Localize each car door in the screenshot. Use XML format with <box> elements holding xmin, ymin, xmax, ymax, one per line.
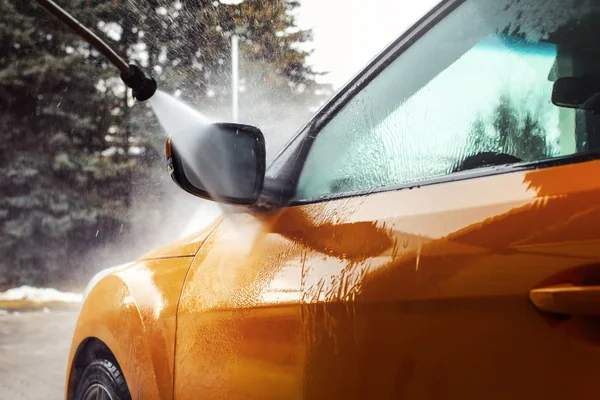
<box><xmin>175</xmin><ymin>0</ymin><xmax>600</xmax><ymax>399</ymax></box>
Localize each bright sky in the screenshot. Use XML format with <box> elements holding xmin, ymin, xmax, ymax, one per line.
<box><xmin>296</xmin><ymin>0</ymin><xmax>441</xmax><ymax>89</ymax></box>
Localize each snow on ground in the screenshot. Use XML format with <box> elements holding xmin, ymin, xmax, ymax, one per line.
<box><xmin>0</xmin><ymin>286</ymin><xmax>82</xmax><ymax>304</ymax></box>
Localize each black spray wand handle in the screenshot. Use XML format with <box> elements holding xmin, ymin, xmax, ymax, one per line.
<box><xmin>34</xmin><ymin>0</ymin><xmax>157</xmax><ymax>101</ymax></box>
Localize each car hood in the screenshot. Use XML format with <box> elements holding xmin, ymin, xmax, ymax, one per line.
<box><xmin>137</xmin><ymin>216</ymin><xmax>224</xmax><ymax>260</ymax></box>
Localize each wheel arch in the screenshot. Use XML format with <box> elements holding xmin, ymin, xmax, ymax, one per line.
<box><xmin>66</xmin><ymin>337</ymin><xmax>122</xmax><ymax>400</ymax></box>
<box><xmin>66</xmin><ymin>257</ymin><xmax>194</xmax><ymax>400</ymax></box>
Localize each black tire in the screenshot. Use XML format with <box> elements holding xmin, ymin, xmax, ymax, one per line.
<box><xmin>74</xmin><ymin>359</ymin><xmax>131</xmax><ymax>400</ymax></box>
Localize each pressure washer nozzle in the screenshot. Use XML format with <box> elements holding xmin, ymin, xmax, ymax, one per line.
<box><xmin>121</xmin><ymin>64</ymin><xmax>157</xmax><ymax>102</ymax></box>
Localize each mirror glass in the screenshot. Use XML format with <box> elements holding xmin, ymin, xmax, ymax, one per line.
<box><xmin>171</xmin><ymin>123</ymin><xmax>265</xmax><ymax>204</ymax></box>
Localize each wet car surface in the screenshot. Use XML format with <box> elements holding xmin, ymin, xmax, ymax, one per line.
<box><xmin>68</xmin><ymin>0</ymin><xmax>600</xmax><ymax>395</ymax></box>
<box><xmin>6</xmin><ymin>0</ymin><xmax>600</xmax><ymax>398</ymax></box>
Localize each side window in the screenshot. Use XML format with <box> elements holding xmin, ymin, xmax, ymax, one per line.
<box><xmin>295</xmin><ymin>0</ymin><xmax>600</xmax><ymax>201</ymax></box>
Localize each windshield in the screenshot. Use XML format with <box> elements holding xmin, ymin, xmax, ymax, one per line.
<box><xmin>295</xmin><ymin>0</ymin><xmax>600</xmax><ymax>200</ymax></box>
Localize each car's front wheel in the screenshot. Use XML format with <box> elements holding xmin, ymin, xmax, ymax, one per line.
<box><xmin>74</xmin><ymin>359</ymin><xmax>131</xmax><ymax>400</ymax></box>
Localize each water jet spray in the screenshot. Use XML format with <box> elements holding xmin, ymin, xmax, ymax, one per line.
<box><xmin>33</xmin><ymin>0</ymin><xmax>157</xmax><ymax>101</ymax></box>
<box><xmin>34</xmin><ymin>0</ymin><xmax>266</xmax><ymax>216</ymax></box>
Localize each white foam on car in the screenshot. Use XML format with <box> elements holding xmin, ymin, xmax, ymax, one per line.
<box><xmin>0</xmin><ymin>286</ymin><xmax>82</xmax><ymax>303</ymax></box>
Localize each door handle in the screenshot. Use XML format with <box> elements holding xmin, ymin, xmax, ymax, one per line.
<box><xmin>530</xmin><ymin>285</ymin><xmax>600</xmax><ymax>317</ymax></box>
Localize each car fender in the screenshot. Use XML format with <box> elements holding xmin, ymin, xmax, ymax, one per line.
<box><xmin>66</xmin><ymin>217</ymin><xmax>223</xmax><ymax>399</ymax></box>
<box><xmin>66</xmin><ymin>257</ymin><xmax>194</xmax><ymax>400</ymax></box>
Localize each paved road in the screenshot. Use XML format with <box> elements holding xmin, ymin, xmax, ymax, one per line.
<box><xmin>0</xmin><ymin>310</ymin><xmax>78</xmax><ymax>400</ymax></box>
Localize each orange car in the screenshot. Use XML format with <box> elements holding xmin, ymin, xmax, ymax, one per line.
<box><xmin>66</xmin><ymin>0</ymin><xmax>600</xmax><ymax>399</ymax></box>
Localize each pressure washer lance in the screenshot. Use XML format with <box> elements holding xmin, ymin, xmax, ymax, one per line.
<box><xmin>34</xmin><ymin>0</ymin><xmax>157</xmax><ymax>101</ymax></box>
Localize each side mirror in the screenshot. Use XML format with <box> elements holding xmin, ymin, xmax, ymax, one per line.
<box><xmin>552</xmin><ymin>76</ymin><xmax>600</xmax><ymax>110</ymax></box>
<box><xmin>166</xmin><ymin>122</ymin><xmax>266</xmax><ymax>205</ymax></box>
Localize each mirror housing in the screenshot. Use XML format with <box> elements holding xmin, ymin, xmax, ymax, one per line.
<box><xmin>552</xmin><ymin>75</ymin><xmax>600</xmax><ymax>110</ymax></box>
<box><xmin>166</xmin><ymin>122</ymin><xmax>266</xmax><ymax>205</ymax></box>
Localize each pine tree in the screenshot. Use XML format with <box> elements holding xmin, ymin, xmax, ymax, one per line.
<box><xmin>464</xmin><ymin>94</ymin><xmax>551</xmax><ymax>166</ymax></box>
<box><xmin>0</xmin><ymin>0</ymin><xmax>135</xmax><ymax>288</ymax></box>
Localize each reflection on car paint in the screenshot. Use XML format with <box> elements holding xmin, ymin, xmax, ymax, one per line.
<box><xmin>67</xmin><ymin>257</ymin><xmax>194</xmax><ymax>400</ymax></box>
<box><xmin>168</xmin><ymin>160</ymin><xmax>600</xmax><ymax>400</ymax></box>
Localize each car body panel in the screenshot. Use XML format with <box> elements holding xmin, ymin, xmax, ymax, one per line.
<box><xmin>66</xmin><ymin>257</ymin><xmax>195</xmax><ymax>400</ymax></box>
<box><xmin>138</xmin><ymin>217</ymin><xmax>223</xmax><ymax>260</ymax></box>
<box><xmin>174</xmin><ymin>159</ymin><xmax>600</xmax><ymax>399</ymax></box>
